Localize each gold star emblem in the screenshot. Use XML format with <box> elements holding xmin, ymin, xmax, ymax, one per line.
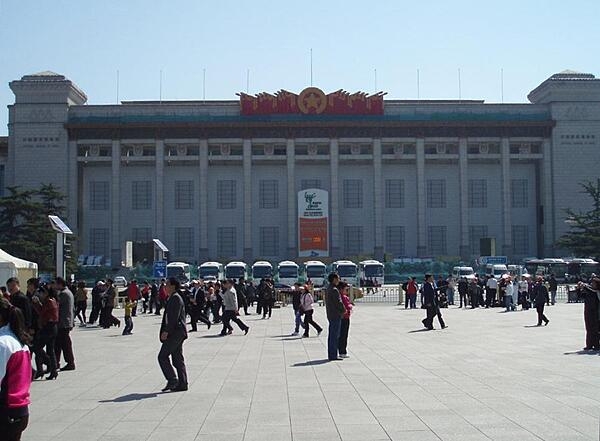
<box><xmin>298</xmin><ymin>87</ymin><xmax>327</xmax><ymax>114</ymax></box>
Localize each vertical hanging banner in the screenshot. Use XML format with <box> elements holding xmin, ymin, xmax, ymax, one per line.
<box><xmin>298</xmin><ymin>189</ymin><xmax>329</xmax><ymax>257</ymax></box>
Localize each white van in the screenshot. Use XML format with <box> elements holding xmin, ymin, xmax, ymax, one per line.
<box><xmin>452</xmin><ymin>266</ymin><xmax>476</xmax><ymax>281</ymax></box>
<box><xmin>486</xmin><ymin>264</ymin><xmax>508</xmax><ymax>279</ymax></box>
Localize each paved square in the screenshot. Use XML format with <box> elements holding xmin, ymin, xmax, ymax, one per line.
<box><xmin>23</xmin><ymin>302</ymin><xmax>600</xmax><ymax>441</ymax></box>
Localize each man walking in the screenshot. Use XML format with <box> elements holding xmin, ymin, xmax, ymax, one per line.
<box><xmin>54</xmin><ymin>277</ymin><xmax>75</xmax><ymax>371</ymax></box>
<box><xmin>158</xmin><ymin>278</ymin><xmax>188</xmax><ymax>392</ymax></box>
<box><xmin>325</xmin><ymin>273</ymin><xmax>345</xmax><ymax>361</ymax></box>
<box><xmin>220</xmin><ymin>280</ymin><xmax>250</xmax><ymax>336</ymax></box>
<box><xmin>457</xmin><ymin>277</ymin><xmax>468</xmax><ymax>308</ymax></box>
<box><xmin>422</xmin><ymin>274</ymin><xmax>446</xmax><ymax>330</ymax></box>
<box><xmin>533</xmin><ymin>277</ymin><xmax>550</xmax><ymax>326</ymax></box>
<box><xmin>548</xmin><ymin>274</ymin><xmax>558</xmax><ymax>306</ymax></box>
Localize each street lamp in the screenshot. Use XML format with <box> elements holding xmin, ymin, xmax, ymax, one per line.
<box><xmin>48</xmin><ymin>215</ymin><xmax>73</xmax><ymax>279</ymax></box>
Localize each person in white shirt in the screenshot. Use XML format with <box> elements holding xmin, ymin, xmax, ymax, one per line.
<box><xmin>219</xmin><ymin>280</ymin><xmax>249</xmax><ymax>336</ymax></box>
<box><xmin>485</xmin><ymin>276</ymin><xmax>497</xmax><ymax>308</ymax></box>
<box><xmin>503</xmin><ymin>276</ymin><xmax>515</xmax><ymax>311</ymax></box>
<box><xmin>518</xmin><ymin>277</ymin><xmax>530</xmax><ymax>310</ymax></box>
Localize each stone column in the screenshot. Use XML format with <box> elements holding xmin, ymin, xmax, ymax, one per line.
<box><xmin>501</xmin><ymin>137</ymin><xmax>513</xmax><ymax>257</ymax></box>
<box><xmin>67</xmin><ymin>140</ymin><xmax>78</xmax><ymax>233</ymax></box>
<box><xmin>286</xmin><ymin>139</ymin><xmax>297</xmax><ymax>258</ymax></box>
<box><xmin>110</xmin><ymin>139</ymin><xmax>121</xmax><ymax>265</ymax></box>
<box><xmin>243</xmin><ymin>139</ymin><xmax>252</xmax><ymax>261</ymax></box>
<box><xmin>416</xmin><ymin>138</ymin><xmax>427</xmax><ymax>257</ymax></box>
<box><xmin>373</xmin><ymin>138</ymin><xmax>384</xmax><ymax>260</ymax></box>
<box><xmin>458</xmin><ymin>138</ymin><xmax>470</xmax><ymax>260</ymax></box>
<box><xmin>330</xmin><ymin>139</ymin><xmax>340</xmax><ymax>258</ymax></box>
<box><xmin>155</xmin><ymin>139</ymin><xmax>165</xmax><ymax>242</ymax></box>
<box><xmin>199</xmin><ymin>140</ymin><xmax>209</xmax><ymax>261</ymax></box>
<box><xmin>542</xmin><ymin>138</ymin><xmax>554</xmax><ymax>257</ymax></box>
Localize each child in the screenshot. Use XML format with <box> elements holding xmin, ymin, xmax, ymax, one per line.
<box><xmin>123</xmin><ymin>298</ymin><xmax>133</xmax><ymax>335</ymax></box>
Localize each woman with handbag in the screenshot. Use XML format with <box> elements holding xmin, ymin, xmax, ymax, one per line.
<box><xmin>301</xmin><ymin>286</ymin><xmax>322</xmax><ymax>338</ymax></box>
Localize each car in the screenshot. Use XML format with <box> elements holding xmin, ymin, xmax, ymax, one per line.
<box><xmin>114</xmin><ymin>276</ymin><xmax>127</xmax><ymax>288</ymax></box>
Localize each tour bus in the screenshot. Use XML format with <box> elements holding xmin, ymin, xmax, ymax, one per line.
<box><xmin>198</xmin><ymin>261</ymin><xmax>224</xmax><ymax>281</ymax></box>
<box><xmin>524</xmin><ymin>258</ymin><xmax>568</xmax><ymax>282</ymax></box>
<box><xmin>566</xmin><ymin>258</ymin><xmax>600</xmax><ymax>282</ymax></box>
<box><xmin>277</xmin><ymin>261</ymin><xmax>300</xmax><ymax>287</ymax></box>
<box><xmin>358</xmin><ymin>260</ymin><xmax>385</xmax><ymax>287</ymax></box>
<box><xmin>331</xmin><ymin>260</ymin><xmax>359</xmax><ymax>286</ymax></box>
<box><xmin>166</xmin><ymin>262</ymin><xmax>192</xmax><ymax>283</ymax></box>
<box><xmin>225</xmin><ymin>261</ymin><xmax>249</xmax><ymax>280</ymax></box>
<box><xmin>304</xmin><ymin>260</ymin><xmax>327</xmax><ymax>286</ymax></box>
<box><xmin>251</xmin><ymin>261</ymin><xmax>273</xmax><ymax>281</ymax></box>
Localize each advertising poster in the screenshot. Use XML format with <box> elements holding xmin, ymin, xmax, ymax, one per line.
<box><xmin>298</xmin><ymin>189</ymin><xmax>329</xmax><ymax>257</ymax></box>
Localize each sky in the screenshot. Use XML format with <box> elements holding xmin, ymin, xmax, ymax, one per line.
<box><xmin>1</xmin><ymin>0</ymin><xmax>599</xmax><ymax>135</ymax></box>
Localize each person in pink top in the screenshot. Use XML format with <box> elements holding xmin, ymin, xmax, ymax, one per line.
<box><xmin>0</xmin><ymin>296</ymin><xmax>32</xmax><ymax>440</ymax></box>
<box><xmin>337</xmin><ymin>282</ymin><xmax>354</xmax><ymax>358</ymax></box>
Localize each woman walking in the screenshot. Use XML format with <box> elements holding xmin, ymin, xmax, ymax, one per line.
<box><xmin>31</xmin><ymin>286</ymin><xmax>59</xmax><ymax>380</ymax></box>
<box><xmin>0</xmin><ymin>296</ymin><xmax>32</xmax><ymax>440</ymax></box>
<box><xmin>301</xmin><ymin>285</ymin><xmax>322</xmax><ymax>338</ymax></box>
<box><xmin>338</xmin><ymin>282</ymin><xmax>353</xmax><ymax>358</ymax></box>
<box><xmin>74</xmin><ymin>281</ymin><xmax>87</xmax><ymax>327</ymax></box>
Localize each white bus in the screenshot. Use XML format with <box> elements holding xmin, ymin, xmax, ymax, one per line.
<box><xmin>331</xmin><ymin>260</ymin><xmax>359</xmax><ymax>285</ymax></box>
<box><xmin>166</xmin><ymin>262</ymin><xmax>191</xmax><ymax>282</ymax></box>
<box><xmin>251</xmin><ymin>261</ymin><xmax>273</xmax><ymax>280</ymax></box>
<box><xmin>358</xmin><ymin>260</ymin><xmax>385</xmax><ymax>286</ymax></box>
<box><xmin>198</xmin><ymin>261</ymin><xmax>224</xmax><ymax>281</ymax></box>
<box><xmin>277</xmin><ymin>261</ymin><xmax>300</xmax><ymax>287</ymax></box>
<box><xmin>304</xmin><ymin>260</ymin><xmax>327</xmax><ymax>286</ymax></box>
<box><xmin>225</xmin><ymin>261</ymin><xmax>249</xmax><ymax>280</ymax></box>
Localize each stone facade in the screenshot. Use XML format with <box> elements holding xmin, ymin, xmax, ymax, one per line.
<box><xmin>5</xmin><ymin>70</ymin><xmax>600</xmax><ymax>265</ymax></box>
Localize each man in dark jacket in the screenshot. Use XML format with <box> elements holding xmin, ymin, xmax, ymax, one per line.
<box><xmin>421</xmin><ymin>274</ymin><xmax>437</xmax><ymax>330</ymax></box>
<box><xmin>291</xmin><ymin>283</ymin><xmax>305</xmax><ymax>336</ymax></box>
<box><xmin>533</xmin><ymin>277</ymin><xmax>550</xmax><ymax>326</ymax></box>
<box><xmin>158</xmin><ymin>278</ymin><xmax>188</xmax><ymax>392</ymax></box>
<box><xmin>325</xmin><ymin>273</ymin><xmax>345</xmax><ymax>361</ymax></box>
<box><xmin>548</xmin><ymin>274</ymin><xmax>558</xmax><ymax>306</ymax></box>
<box><xmin>6</xmin><ymin>278</ymin><xmax>32</xmax><ymax>331</ymax></box>
<box><xmin>457</xmin><ymin>277</ymin><xmax>469</xmax><ymax>308</ymax></box>
<box><xmin>54</xmin><ymin>277</ymin><xmax>76</xmax><ymax>371</ymax></box>
<box><xmin>235</xmin><ymin>278</ymin><xmax>249</xmax><ymax>315</ymax></box>
<box><xmin>578</xmin><ymin>278</ymin><xmax>599</xmax><ymax>350</ymax></box>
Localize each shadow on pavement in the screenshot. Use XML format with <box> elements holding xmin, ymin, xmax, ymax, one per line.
<box><xmin>99</xmin><ymin>393</ymin><xmax>158</xmax><ymax>403</ymax></box>
<box><xmin>407</xmin><ymin>328</ymin><xmax>432</xmax><ymax>333</ymax></box>
<box><xmin>563</xmin><ymin>349</ymin><xmax>600</xmax><ymax>355</ymax></box>
<box><xmin>292</xmin><ymin>359</ymin><xmax>330</xmax><ymax>367</ymax></box>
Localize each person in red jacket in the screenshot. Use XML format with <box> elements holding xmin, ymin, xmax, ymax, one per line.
<box><xmin>338</xmin><ymin>282</ymin><xmax>354</xmax><ymax>358</ymax></box>
<box><xmin>31</xmin><ymin>286</ymin><xmax>59</xmax><ymax>380</ymax></box>
<box><xmin>126</xmin><ymin>280</ymin><xmax>140</xmax><ymax>317</ymax></box>
<box><xmin>157</xmin><ymin>279</ymin><xmax>168</xmax><ymax>315</ymax></box>
<box><xmin>0</xmin><ymin>295</ymin><xmax>32</xmax><ymax>440</ymax></box>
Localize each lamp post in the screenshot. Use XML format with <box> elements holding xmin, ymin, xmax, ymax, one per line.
<box><xmin>48</xmin><ymin>215</ymin><xmax>73</xmax><ymax>279</ymax></box>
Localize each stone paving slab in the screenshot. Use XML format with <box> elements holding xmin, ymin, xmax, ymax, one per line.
<box><xmin>22</xmin><ymin>303</ymin><xmax>600</xmax><ymax>441</ymax></box>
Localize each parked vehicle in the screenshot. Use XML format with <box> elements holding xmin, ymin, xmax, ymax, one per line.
<box><xmin>486</xmin><ymin>264</ymin><xmax>508</xmax><ymax>279</ymax></box>
<box><xmin>304</xmin><ymin>260</ymin><xmax>327</xmax><ymax>286</ymax></box>
<box><xmin>166</xmin><ymin>262</ymin><xmax>191</xmax><ymax>282</ymax></box>
<box><xmin>114</xmin><ymin>276</ymin><xmax>127</xmax><ymax>288</ymax></box>
<box><xmin>331</xmin><ymin>260</ymin><xmax>359</xmax><ymax>285</ymax></box>
<box><xmin>358</xmin><ymin>260</ymin><xmax>385</xmax><ymax>287</ymax></box>
<box><xmin>277</xmin><ymin>261</ymin><xmax>300</xmax><ymax>287</ymax></box>
<box><xmin>198</xmin><ymin>262</ymin><xmax>224</xmax><ymax>281</ymax></box>
<box><xmin>225</xmin><ymin>261</ymin><xmax>249</xmax><ymax>280</ymax></box>
<box><xmin>452</xmin><ymin>266</ymin><xmax>476</xmax><ymax>281</ymax></box>
<box><xmin>252</xmin><ymin>261</ymin><xmax>273</xmax><ymax>280</ymax></box>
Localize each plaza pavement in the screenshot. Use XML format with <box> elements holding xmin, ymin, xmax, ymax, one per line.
<box><xmin>23</xmin><ymin>302</ymin><xmax>600</xmax><ymax>441</ymax></box>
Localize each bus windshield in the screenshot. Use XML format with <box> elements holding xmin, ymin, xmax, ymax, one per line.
<box><xmin>337</xmin><ymin>265</ymin><xmax>357</xmax><ymax>277</ymax></box>
<box><xmin>279</xmin><ymin>267</ymin><xmax>298</xmax><ymax>278</ymax></box>
<box><xmin>167</xmin><ymin>266</ymin><xmax>187</xmax><ymax>280</ymax></box>
<box><xmin>364</xmin><ymin>265</ymin><xmax>384</xmax><ymax>278</ymax></box>
<box><xmin>253</xmin><ymin>266</ymin><xmax>272</xmax><ymax>279</ymax></box>
<box><xmin>226</xmin><ymin>266</ymin><xmax>245</xmax><ymax>279</ymax></box>
<box><xmin>199</xmin><ymin>267</ymin><xmax>219</xmax><ymax>277</ymax></box>
<box><xmin>306</xmin><ymin>266</ymin><xmax>326</xmax><ymax>278</ymax></box>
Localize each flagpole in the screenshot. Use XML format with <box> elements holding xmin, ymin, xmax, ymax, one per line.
<box><xmin>501</xmin><ymin>68</ymin><xmax>504</xmax><ymax>103</ymax></box>
<box><xmin>203</xmin><ymin>68</ymin><xmax>206</xmax><ymax>102</ymax></box>
<box><xmin>458</xmin><ymin>68</ymin><xmax>462</xmax><ymax>101</ymax></box>
<box><xmin>246</xmin><ymin>68</ymin><xmax>250</xmax><ymax>94</ymax></box>
<box><xmin>310</xmin><ymin>48</ymin><xmax>313</xmax><ymax>86</ymax></box>
<box><xmin>374</xmin><ymin>68</ymin><xmax>377</xmax><ymax>92</ymax></box>
<box><xmin>116</xmin><ymin>70</ymin><xmax>119</xmax><ymax>104</ymax></box>
<box><xmin>417</xmin><ymin>68</ymin><xmax>420</xmax><ymax>101</ymax></box>
<box><xmin>159</xmin><ymin>69</ymin><xmax>163</xmax><ymax>104</ymax></box>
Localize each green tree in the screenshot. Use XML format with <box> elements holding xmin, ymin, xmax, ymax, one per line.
<box><xmin>556</xmin><ymin>180</ymin><xmax>600</xmax><ymax>260</ymax></box>
<box><xmin>0</xmin><ymin>184</ymin><xmax>76</xmax><ymax>274</ymax></box>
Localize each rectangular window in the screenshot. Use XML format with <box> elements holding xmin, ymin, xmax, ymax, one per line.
<box><xmin>428</xmin><ymin>226</ymin><xmax>447</xmax><ymax>256</ymax></box>
<box><xmin>259</xmin><ymin>180</ymin><xmax>279</xmax><ymax>209</ymax></box>
<box><xmin>217</xmin><ymin>227</ymin><xmax>236</xmax><ymax>257</ymax></box>
<box><xmin>512</xmin><ymin>225</ymin><xmax>529</xmax><ymax>255</ymax></box>
<box><xmin>89</xmin><ymin>181</ymin><xmax>109</xmax><ymax>211</ymax></box>
<box><xmin>469</xmin><ymin>225</ymin><xmax>488</xmax><ymax>255</ymax></box>
<box><xmin>89</xmin><ymin>228</ymin><xmax>109</xmax><ymax>257</ymax></box>
<box><xmin>343</xmin><ymin>226</ymin><xmax>363</xmax><ymax>256</ymax></box>
<box><xmin>300</xmin><ymin>179</ymin><xmax>321</xmax><ymax>190</ymax></box>
<box><xmin>174</xmin><ymin>180</ymin><xmax>194</xmax><ymax>210</ymax></box>
<box><xmin>217</xmin><ymin>180</ymin><xmax>236</xmax><ymax>209</ymax></box>
<box><xmin>343</xmin><ymin>179</ymin><xmax>363</xmax><ymax>209</ymax></box>
<box><xmin>427</xmin><ymin>179</ymin><xmax>446</xmax><ymax>208</ymax></box>
<box><xmin>385</xmin><ymin>226</ymin><xmax>405</xmax><ymax>256</ymax></box>
<box><xmin>132</xmin><ymin>181</ymin><xmax>152</xmax><ymax>210</ymax></box>
<box><xmin>132</xmin><ymin>227</ymin><xmax>152</xmax><ymax>242</ymax></box>
<box><xmin>511</xmin><ymin>179</ymin><xmax>528</xmax><ymax>208</ymax></box>
<box><xmin>174</xmin><ymin>227</ymin><xmax>194</xmax><ymax>258</ymax></box>
<box><xmin>260</xmin><ymin>227</ymin><xmax>279</xmax><ymax>256</ymax></box>
<box><xmin>468</xmin><ymin>179</ymin><xmax>487</xmax><ymax>208</ymax></box>
<box><xmin>385</xmin><ymin>179</ymin><xmax>405</xmax><ymax>208</ymax></box>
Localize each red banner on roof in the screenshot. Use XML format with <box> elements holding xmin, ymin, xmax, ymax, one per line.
<box><xmin>237</xmin><ymin>87</ymin><xmax>386</xmax><ymax>116</ymax></box>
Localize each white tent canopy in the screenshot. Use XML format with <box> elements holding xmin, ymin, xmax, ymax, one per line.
<box><xmin>0</xmin><ymin>248</ymin><xmax>38</xmax><ymax>285</ymax></box>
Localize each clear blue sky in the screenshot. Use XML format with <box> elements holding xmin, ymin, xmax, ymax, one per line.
<box><xmin>1</xmin><ymin>0</ymin><xmax>599</xmax><ymax>135</ymax></box>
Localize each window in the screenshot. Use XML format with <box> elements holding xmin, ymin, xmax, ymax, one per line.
<box><xmin>217</xmin><ymin>180</ymin><xmax>236</xmax><ymax>209</ymax></box>
<box><xmin>132</xmin><ymin>227</ymin><xmax>151</xmax><ymax>242</ymax></box>
<box><xmin>300</xmin><ymin>179</ymin><xmax>321</xmax><ymax>190</ymax></box>
<box><xmin>344</xmin><ymin>226</ymin><xmax>363</xmax><ymax>256</ymax></box>
<box><xmin>174</xmin><ymin>228</ymin><xmax>194</xmax><ymax>258</ymax></box>
<box><xmin>427</xmin><ymin>179</ymin><xmax>446</xmax><ymax>208</ymax></box>
<box><xmin>260</xmin><ymin>227</ymin><xmax>279</xmax><ymax>256</ymax></box>
<box><xmin>89</xmin><ymin>228</ymin><xmax>109</xmax><ymax>256</ymax></box>
<box><xmin>259</xmin><ymin>180</ymin><xmax>279</xmax><ymax>209</ymax></box>
<box><xmin>511</xmin><ymin>179</ymin><xmax>528</xmax><ymax>208</ymax></box>
<box><xmin>385</xmin><ymin>226</ymin><xmax>405</xmax><ymax>255</ymax></box>
<box><xmin>0</xmin><ymin>165</ymin><xmax>4</xmax><ymax>197</ymax></box>
<box><xmin>132</xmin><ymin>181</ymin><xmax>152</xmax><ymax>210</ymax></box>
<box><xmin>89</xmin><ymin>181</ymin><xmax>109</xmax><ymax>211</ymax></box>
<box><xmin>512</xmin><ymin>225</ymin><xmax>529</xmax><ymax>255</ymax></box>
<box><xmin>428</xmin><ymin>226</ymin><xmax>447</xmax><ymax>256</ymax></box>
<box><xmin>469</xmin><ymin>225</ymin><xmax>488</xmax><ymax>255</ymax></box>
<box><xmin>468</xmin><ymin>179</ymin><xmax>487</xmax><ymax>208</ymax></box>
<box><xmin>343</xmin><ymin>179</ymin><xmax>363</xmax><ymax>209</ymax></box>
<box><xmin>217</xmin><ymin>227</ymin><xmax>236</xmax><ymax>257</ymax></box>
<box><xmin>175</xmin><ymin>180</ymin><xmax>193</xmax><ymax>209</ymax></box>
<box><xmin>385</xmin><ymin>179</ymin><xmax>405</xmax><ymax>208</ymax></box>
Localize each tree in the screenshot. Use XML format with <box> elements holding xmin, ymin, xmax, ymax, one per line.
<box><xmin>0</xmin><ymin>184</ymin><xmax>75</xmax><ymax>273</ymax></box>
<box><xmin>556</xmin><ymin>179</ymin><xmax>600</xmax><ymax>260</ymax></box>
